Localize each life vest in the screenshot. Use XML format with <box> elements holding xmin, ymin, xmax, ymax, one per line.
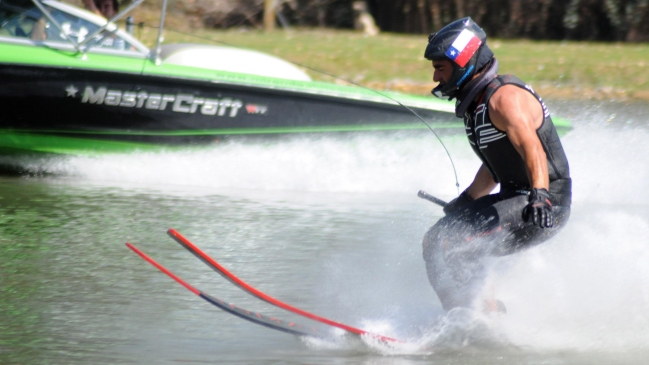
<box><xmin>464</xmin><ymin>75</ymin><xmax>572</xmax><ymax>206</ymax></box>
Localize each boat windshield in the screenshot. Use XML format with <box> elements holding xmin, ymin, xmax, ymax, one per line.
<box><xmin>0</xmin><ymin>1</ymin><xmax>140</xmax><ymax>52</ymax></box>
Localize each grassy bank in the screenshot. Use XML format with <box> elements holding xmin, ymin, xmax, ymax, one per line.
<box><xmin>127</xmin><ymin>8</ymin><xmax>649</xmax><ymax>101</ymax></box>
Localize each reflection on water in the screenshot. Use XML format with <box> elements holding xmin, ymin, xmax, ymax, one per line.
<box><xmin>1</xmin><ymin>101</ymin><xmax>649</xmax><ymax>364</ymax></box>
<box><xmin>0</xmin><ymin>179</ymin><xmax>438</xmax><ymax>364</ymax></box>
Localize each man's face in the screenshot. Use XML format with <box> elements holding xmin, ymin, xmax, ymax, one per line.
<box><xmin>99</xmin><ymin>0</ymin><xmax>116</xmax><ymax>18</ymax></box>
<box><xmin>432</xmin><ymin>59</ymin><xmax>453</xmax><ymax>86</ymax></box>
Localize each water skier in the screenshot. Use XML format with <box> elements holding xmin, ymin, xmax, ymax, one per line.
<box><xmin>421</xmin><ymin>18</ymin><xmax>572</xmax><ymax>312</ymax></box>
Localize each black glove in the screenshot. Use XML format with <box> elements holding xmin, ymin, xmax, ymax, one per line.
<box><xmin>443</xmin><ymin>190</ymin><xmax>474</xmax><ymax>215</ymax></box>
<box><xmin>523</xmin><ymin>188</ymin><xmax>554</xmax><ymax>228</ymax></box>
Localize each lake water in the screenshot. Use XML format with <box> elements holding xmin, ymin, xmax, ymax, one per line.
<box><xmin>1</xmin><ymin>100</ymin><xmax>648</xmax><ymax>364</ymax></box>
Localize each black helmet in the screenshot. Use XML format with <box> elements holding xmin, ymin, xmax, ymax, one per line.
<box><xmin>424</xmin><ymin>17</ymin><xmax>493</xmax><ymax>100</ymax></box>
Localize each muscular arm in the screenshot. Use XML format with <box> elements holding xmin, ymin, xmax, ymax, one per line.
<box><xmin>466</xmin><ymin>164</ymin><xmax>497</xmax><ymax>200</ymax></box>
<box><xmin>488</xmin><ymin>84</ymin><xmax>549</xmax><ymax>190</ymax></box>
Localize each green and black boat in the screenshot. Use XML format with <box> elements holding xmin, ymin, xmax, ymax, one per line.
<box><xmin>0</xmin><ymin>0</ymin><xmax>568</xmax><ymax>155</ymax></box>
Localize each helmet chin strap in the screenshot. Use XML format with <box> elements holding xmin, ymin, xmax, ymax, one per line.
<box><xmin>432</xmin><ymin>88</ymin><xmax>447</xmax><ymax>99</ymax></box>
<box><xmin>454</xmin><ymin>58</ymin><xmax>499</xmax><ymax>118</ymax></box>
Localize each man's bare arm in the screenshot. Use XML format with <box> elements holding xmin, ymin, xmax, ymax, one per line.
<box><xmin>466</xmin><ymin>164</ymin><xmax>497</xmax><ymax>200</ymax></box>
<box><xmin>488</xmin><ymin>84</ymin><xmax>549</xmax><ymax>190</ymax></box>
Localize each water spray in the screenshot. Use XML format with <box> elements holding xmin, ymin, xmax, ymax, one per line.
<box><xmin>133</xmin><ymin>23</ymin><xmax>461</xmax><ymax>196</ymax></box>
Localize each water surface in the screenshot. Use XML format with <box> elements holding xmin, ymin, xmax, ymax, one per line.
<box><xmin>1</xmin><ymin>100</ymin><xmax>648</xmax><ymax>364</ymax></box>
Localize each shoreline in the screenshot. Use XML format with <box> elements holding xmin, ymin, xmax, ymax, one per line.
<box><xmin>124</xmin><ymin>7</ymin><xmax>649</xmax><ymax>103</ymax></box>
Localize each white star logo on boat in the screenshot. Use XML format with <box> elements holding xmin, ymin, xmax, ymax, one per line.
<box><xmin>65</xmin><ymin>85</ymin><xmax>78</xmax><ymax>97</ymax></box>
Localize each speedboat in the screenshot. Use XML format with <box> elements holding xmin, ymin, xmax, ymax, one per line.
<box><xmin>0</xmin><ymin>0</ymin><xmax>568</xmax><ymax>155</ymax></box>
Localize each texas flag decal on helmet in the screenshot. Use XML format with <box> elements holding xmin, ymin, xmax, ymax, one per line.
<box><xmin>445</xmin><ymin>29</ymin><xmax>482</xmax><ymax>67</ymax></box>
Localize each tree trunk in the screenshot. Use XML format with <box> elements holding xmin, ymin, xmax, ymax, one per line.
<box><xmin>455</xmin><ymin>0</ymin><xmax>465</xmax><ymax>18</ymax></box>
<box><xmin>539</xmin><ymin>0</ymin><xmax>551</xmax><ymax>36</ymax></box>
<box><xmin>264</xmin><ymin>0</ymin><xmax>276</xmax><ymax>31</ymax></box>
<box><xmin>418</xmin><ymin>0</ymin><xmax>428</xmax><ymax>32</ymax></box>
<box><xmin>508</xmin><ymin>0</ymin><xmax>523</xmax><ymax>36</ymax></box>
<box><xmin>429</xmin><ymin>0</ymin><xmax>442</xmax><ymax>31</ymax></box>
<box><xmin>625</xmin><ymin>0</ymin><xmax>649</xmax><ymax>41</ymax></box>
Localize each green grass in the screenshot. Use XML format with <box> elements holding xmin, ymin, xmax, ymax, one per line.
<box><xmin>126</xmin><ymin>7</ymin><xmax>649</xmax><ymax>100</ymax></box>
<box><xmin>491</xmin><ymin>40</ymin><xmax>649</xmax><ymax>100</ymax></box>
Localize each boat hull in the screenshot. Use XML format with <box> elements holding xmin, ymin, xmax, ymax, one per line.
<box><xmin>0</xmin><ymin>64</ymin><xmax>457</xmax><ymax>154</ymax></box>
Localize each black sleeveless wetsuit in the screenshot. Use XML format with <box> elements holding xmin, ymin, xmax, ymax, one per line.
<box><xmin>422</xmin><ymin>75</ymin><xmax>572</xmax><ymax>311</ymax></box>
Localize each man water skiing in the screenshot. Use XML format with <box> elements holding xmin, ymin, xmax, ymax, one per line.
<box><xmin>421</xmin><ymin>18</ymin><xmax>572</xmax><ymax>312</ymax></box>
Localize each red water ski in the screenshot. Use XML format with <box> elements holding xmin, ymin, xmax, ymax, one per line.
<box><xmin>167</xmin><ymin>228</ymin><xmax>400</xmax><ymax>343</ymax></box>
<box><xmin>126</xmin><ymin>242</ymin><xmax>325</xmax><ymax>338</ymax></box>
